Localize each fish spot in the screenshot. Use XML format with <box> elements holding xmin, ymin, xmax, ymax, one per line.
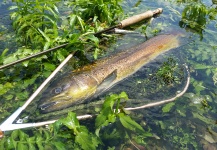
<box><xmin>158</xmin><ymin>45</ymin><xmax>164</xmax><ymax>49</ymax></box>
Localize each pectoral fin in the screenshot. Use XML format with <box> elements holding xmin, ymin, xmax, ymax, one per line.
<box><xmin>95</xmin><ymin>69</ymin><xmax>117</xmax><ymax>95</ymax></box>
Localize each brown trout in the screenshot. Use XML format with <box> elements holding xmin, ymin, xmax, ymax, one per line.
<box><xmin>39</xmin><ymin>33</ymin><xmax>183</xmax><ymax>112</ymax></box>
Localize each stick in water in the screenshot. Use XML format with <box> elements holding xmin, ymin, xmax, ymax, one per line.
<box><xmin>94</xmin><ymin>8</ymin><xmax>163</xmax><ymax>35</ymax></box>
<box><xmin>0</xmin><ymin>43</ymin><xmax>69</xmax><ymax>70</ymax></box>
<box><xmin>0</xmin><ymin>8</ymin><xmax>163</xmax><ymax>70</ymax></box>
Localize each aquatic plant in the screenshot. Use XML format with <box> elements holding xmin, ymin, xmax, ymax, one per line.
<box><xmin>1</xmin><ymin>0</ymin><xmax>217</xmax><ymax>149</ymax></box>
<box><xmin>180</xmin><ymin>1</ymin><xmax>217</xmax><ymax>37</ymax></box>
<box><xmin>0</xmin><ymin>0</ymin><xmax>122</xmax><ymax>107</ymax></box>
<box><xmin>141</xmin><ymin>57</ymin><xmax>184</xmax><ymax>97</ymax></box>
<box><xmin>10</xmin><ymin>0</ymin><xmax>61</xmax><ymax>48</ymax></box>
<box><xmin>65</xmin><ymin>0</ymin><xmax>123</xmax><ymax>25</ymax></box>
<box><xmin>0</xmin><ymin>0</ymin><xmax>122</xmax><ymax>131</ymax></box>
<box><xmin>154</xmin><ymin>57</ymin><xmax>183</xmax><ymax>85</ymax></box>
<box><xmin>0</xmin><ymin>92</ymin><xmax>151</xmax><ymax>150</ymax></box>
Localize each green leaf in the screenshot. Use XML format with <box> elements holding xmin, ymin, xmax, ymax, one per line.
<box><xmin>56</xmin><ymin>51</ymin><xmax>65</xmax><ymax>62</ymax></box>
<box><xmin>86</xmin><ymin>34</ymin><xmax>99</xmax><ymax>47</ymax></box>
<box><xmin>119</xmin><ymin>113</ymin><xmax>145</xmax><ymax>133</ymax></box>
<box><xmin>27</xmin><ymin>142</ymin><xmax>36</xmax><ymax>150</ymax></box>
<box><xmin>76</xmin><ymin>16</ymin><xmax>84</xmax><ymax>31</ymax></box>
<box><xmin>23</xmin><ymin>75</ymin><xmax>38</xmax><ymax>87</ymax></box>
<box><xmin>22</xmin><ymin>60</ymin><xmax>29</xmax><ymax>67</ymax></box>
<box><xmin>38</xmin><ymin>28</ymin><xmax>50</xmax><ymax>42</ymax></box>
<box><xmin>119</xmin><ymin>91</ymin><xmax>128</xmax><ymax>100</ymax></box>
<box><xmin>54</xmin><ymin>141</ymin><xmax>66</xmax><ymax>150</ymax></box>
<box><xmin>0</xmin><ymin>48</ymin><xmax>9</xmax><ymax>63</ymax></box>
<box><xmin>36</xmin><ymin>136</ymin><xmax>44</xmax><ymax>150</ymax></box>
<box><xmin>18</xmin><ymin>130</ymin><xmax>28</xmax><ymax>141</ymax></box>
<box><xmin>43</xmin><ymin>41</ymin><xmax>51</xmax><ymax>50</ymax></box>
<box><xmin>5</xmin><ymin>94</ymin><xmax>14</xmax><ymax>100</ymax></box>
<box><xmin>75</xmin><ymin>132</ymin><xmax>97</xmax><ymax>150</ymax></box>
<box><xmin>9</xmin><ymin>6</ymin><xmax>18</xmax><ymax>10</ymax></box>
<box><xmin>95</xmin><ymin>95</ymin><xmax>116</xmax><ymax>126</ymax></box>
<box><xmin>11</xmin><ymin>130</ymin><xmax>19</xmax><ymax>140</ymax></box>
<box><xmin>10</xmin><ymin>11</ymin><xmax>18</xmax><ymax>20</ymax></box>
<box><xmin>3</xmin><ymin>55</ymin><xmax>17</xmax><ymax>64</ymax></box>
<box><xmin>6</xmin><ymin>137</ymin><xmax>17</xmax><ymax>149</ymax></box>
<box><xmin>0</xmin><ymin>84</ymin><xmax>6</xmax><ymax>95</ymax></box>
<box><xmin>69</xmin><ymin>33</ymin><xmax>80</xmax><ymax>44</ymax></box>
<box><xmin>17</xmin><ymin>142</ymin><xmax>28</xmax><ymax>150</ymax></box>
<box><xmin>53</xmin><ymin>5</ymin><xmax>59</xmax><ymax>14</ymax></box>
<box><xmin>59</xmin><ymin>112</ymin><xmax>80</xmax><ymax>130</ymax></box>
<box><xmin>206</xmin><ymin>69</ymin><xmax>211</xmax><ymax>76</ymax></box>
<box><xmin>43</xmin><ymin>62</ymin><xmax>56</xmax><ymax>71</ymax></box>
<box><xmin>95</xmin><ymin>107</ymin><xmax>112</xmax><ymax>128</ymax></box>
<box><xmin>162</xmin><ymin>102</ymin><xmax>175</xmax><ymax>113</ymax></box>
<box><xmin>0</xmin><ymin>137</ymin><xmax>6</xmax><ymax>150</ymax></box>
<box><xmin>192</xmin><ymin>80</ymin><xmax>206</xmax><ymax>94</ymax></box>
<box><xmin>95</xmin><ymin>92</ymin><xmax>130</xmax><ymax>135</ymax></box>
<box><xmin>17</xmin><ymin>23</ymin><xmax>28</xmax><ymax>34</ymax></box>
<box><xmin>194</xmin><ymin>64</ymin><xmax>212</xmax><ymax>69</ymax></box>
<box><xmin>27</xmin><ymin>136</ymin><xmax>36</xmax><ymax>148</ymax></box>
<box><xmin>69</xmin><ymin>14</ymin><xmax>77</xmax><ymax>28</ymax></box>
<box><xmin>43</xmin><ymin>14</ymin><xmax>56</xmax><ymax>25</ymax></box>
<box><xmin>103</xmin><ymin>94</ymin><xmax>117</xmax><ymax>109</ymax></box>
<box><xmin>0</xmin><ymin>82</ymin><xmax>13</xmax><ymax>95</ymax></box>
<box><xmin>44</xmin><ymin>6</ymin><xmax>59</xmax><ymax>19</ymax></box>
<box><xmin>95</xmin><ymin>108</ymin><xmax>115</xmax><ymax>136</ymax></box>
<box><xmin>93</xmin><ymin>48</ymin><xmax>100</xmax><ymax>60</ymax></box>
<box><xmin>158</xmin><ymin>120</ymin><xmax>166</xmax><ymax>129</ymax></box>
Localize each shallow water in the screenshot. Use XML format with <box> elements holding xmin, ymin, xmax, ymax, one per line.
<box><xmin>0</xmin><ymin>0</ymin><xmax>217</xmax><ymax>149</ymax></box>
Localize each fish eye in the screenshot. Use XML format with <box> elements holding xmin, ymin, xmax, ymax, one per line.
<box><xmin>54</xmin><ymin>87</ymin><xmax>62</xmax><ymax>94</ymax></box>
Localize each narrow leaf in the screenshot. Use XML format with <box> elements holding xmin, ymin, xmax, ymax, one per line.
<box><xmin>76</xmin><ymin>16</ymin><xmax>84</xmax><ymax>31</ymax></box>
<box><xmin>54</xmin><ymin>141</ymin><xmax>66</xmax><ymax>150</ymax></box>
<box><xmin>69</xmin><ymin>14</ymin><xmax>77</xmax><ymax>27</ymax></box>
<box><xmin>38</xmin><ymin>28</ymin><xmax>50</xmax><ymax>42</ymax></box>
<box><xmin>162</xmin><ymin>102</ymin><xmax>175</xmax><ymax>113</ymax></box>
<box><xmin>119</xmin><ymin>113</ymin><xmax>145</xmax><ymax>133</ymax></box>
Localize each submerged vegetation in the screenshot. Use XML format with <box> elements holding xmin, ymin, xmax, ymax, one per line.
<box><xmin>0</xmin><ymin>92</ymin><xmax>152</xmax><ymax>149</ymax></box>
<box><xmin>0</xmin><ymin>0</ymin><xmax>123</xmax><ymax>123</ymax></box>
<box><xmin>0</xmin><ymin>0</ymin><xmax>152</xmax><ymax>149</ymax></box>
<box><xmin>0</xmin><ymin>0</ymin><xmax>217</xmax><ymax>149</ymax></box>
<box><xmin>9</xmin><ymin>0</ymin><xmax>123</xmax><ymax>49</ymax></box>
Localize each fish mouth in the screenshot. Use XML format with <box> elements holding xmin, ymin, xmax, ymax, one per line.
<box><xmin>39</xmin><ymin>100</ymin><xmax>67</xmax><ymax>113</ymax></box>
<box><xmin>38</xmin><ymin>94</ymin><xmax>74</xmax><ymax>113</ymax></box>
<box><xmin>39</xmin><ymin>101</ymin><xmax>57</xmax><ymax>111</ymax></box>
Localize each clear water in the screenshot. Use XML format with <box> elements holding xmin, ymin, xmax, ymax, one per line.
<box><xmin>1</xmin><ymin>0</ymin><xmax>217</xmax><ymax>149</ymax></box>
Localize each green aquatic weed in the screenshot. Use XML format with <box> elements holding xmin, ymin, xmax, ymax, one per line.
<box><xmin>65</xmin><ymin>0</ymin><xmax>123</xmax><ymax>25</ymax></box>
<box><xmin>180</xmin><ymin>1</ymin><xmax>217</xmax><ymax>36</ymax></box>
<box><xmin>0</xmin><ymin>92</ymin><xmax>151</xmax><ymax>150</ymax></box>
<box><xmin>95</xmin><ymin>92</ymin><xmax>152</xmax><ymax>148</ymax></box>
<box><xmin>162</xmin><ymin>102</ymin><xmax>175</xmax><ymax>113</ymax></box>
<box><xmin>149</xmin><ymin>57</ymin><xmax>183</xmax><ymax>86</ymax></box>
<box><xmin>10</xmin><ymin>0</ymin><xmax>60</xmax><ymax>48</ymax></box>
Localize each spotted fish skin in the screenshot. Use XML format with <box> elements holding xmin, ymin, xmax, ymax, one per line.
<box><xmin>39</xmin><ymin>32</ymin><xmax>183</xmax><ymax>113</ymax></box>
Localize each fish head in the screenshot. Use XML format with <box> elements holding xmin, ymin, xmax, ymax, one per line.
<box><xmin>39</xmin><ymin>73</ymin><xmax>98</xmax><ymax>113</ymax></box>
